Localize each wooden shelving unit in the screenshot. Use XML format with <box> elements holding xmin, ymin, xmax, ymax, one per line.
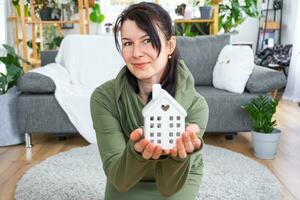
<box><xmin>174</xmin><ymin>0</ymin><xmax>222</xmax><ymax>35</ymax></box>
<box><xmin>9</xmin><ymin>0</ymin><xmax>90</xmax><ymax>72</ymax></box>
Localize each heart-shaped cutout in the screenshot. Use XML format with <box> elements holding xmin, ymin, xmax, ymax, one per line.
<box><xmin>161</xmin><ymin>104</ymin><xmax>170</xmax><ymax>111</ymax></box>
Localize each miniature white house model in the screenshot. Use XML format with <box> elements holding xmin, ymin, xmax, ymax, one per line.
<box><xmin>142</xmin><ymin>84</ymin><xmax>187</xmax><ymax>150</ymax></box>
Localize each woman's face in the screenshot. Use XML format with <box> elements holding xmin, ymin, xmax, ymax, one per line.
<box><xmin>120</xmin><ymin>19</ymin><xmax>175</xmax><ymax>83</ymax></box>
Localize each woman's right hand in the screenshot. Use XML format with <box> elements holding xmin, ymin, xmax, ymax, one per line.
<box><xmin>130</xmin><ymin>128</ymin><xmax>166</xmax><ymax>160</ymax></box>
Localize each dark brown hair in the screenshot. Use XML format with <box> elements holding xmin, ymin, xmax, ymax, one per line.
<box><xmin>114</xmin><ymin>2</ymin><xmax>179</xmax><ymax>99</ymax></box>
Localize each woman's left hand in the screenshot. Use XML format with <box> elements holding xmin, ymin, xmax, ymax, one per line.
<box><xmin>170</xmin><ymin>124</ymin><xmax>202</xmax><ymax>159</ymax></box>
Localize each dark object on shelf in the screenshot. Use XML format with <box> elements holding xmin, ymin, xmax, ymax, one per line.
<box><xmin>39</xmin><ymin>7</ymin><xmax>52</xmax><ymax>21</ymax></box>
<box><xmin>61</xmin><ymin>3</ymin><xmax>75</xmax><ymax>29</ymax></box>
<box><xmin>199</xmin><ymin>6</ymin><xmax>213</xmax><ymax>19</ymax></box>
<box><xmin>273</xmin><ymin>0</ymin><xmax>283</xmax><ymax>9</ymax></box>
<box><xmin>175</xmin><ymin>3</ymin><xmax>186</xmax><ymax>17</ymax></box>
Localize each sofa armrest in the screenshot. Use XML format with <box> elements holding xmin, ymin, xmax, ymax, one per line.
<box><xmin>246</xmin><ymin>65</ymin><xmax>287</xmax><ymax>94</ymax></box>
<box><xmin>17</xmin><ymin>72</ymin><xmax>56</xmax><ymax>93</ymax></box>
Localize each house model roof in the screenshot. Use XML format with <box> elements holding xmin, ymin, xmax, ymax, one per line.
<box><xmin>142</xmin><ymin>84</ymin><xmax>187</xmax><ymax>117</ymax></box>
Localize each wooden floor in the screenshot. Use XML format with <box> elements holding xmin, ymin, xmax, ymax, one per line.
<box><xmin>0</xmin><ymin>99</ymin><xmax>299</xmax><ymax>200</ymax></box>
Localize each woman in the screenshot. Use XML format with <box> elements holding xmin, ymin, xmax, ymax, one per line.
<box><xmin>90</xmin><ymin>2</ymin><xmax>209</xmax><ymax>200</ymax></box>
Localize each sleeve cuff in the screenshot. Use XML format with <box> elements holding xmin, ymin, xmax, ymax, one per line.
<box><xmin>128</xmin><ymin>140</ymin><xmax>148</xmax><ymax>162</ymax></box>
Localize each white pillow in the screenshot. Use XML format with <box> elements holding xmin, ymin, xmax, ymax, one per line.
<box><xmin>213</xmin><ymin>45</ymin><xmax>254</xmax><ymax>94</ymax></box>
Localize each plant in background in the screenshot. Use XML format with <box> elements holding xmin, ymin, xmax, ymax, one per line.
<box><xmin>241</xmin><ymin>95</ymin><xmax>279</xmax><ymax>133</ymax></box>
<box><xmin>43</xmin><ymin>25</ymin><xmax>64</xmax><ymax>50</ymax></box>
<box><xmin>219</xmin><ymin>0</ymin><xmax>259</xmax><ymax>33</ymax></box>
<box><xmin>90</xmin><ymin>4</ymin><xmax>105</xmax><ymax>24</ymax></box>
<box><xmin>12</xmin><ymin>0</ymin><xmax>30</xmax><ymax>17</ymax></box>
<box><xmin>0</xmin><ymin>45</ymin><xmax>30</xmax><ymax>94</ymax></box>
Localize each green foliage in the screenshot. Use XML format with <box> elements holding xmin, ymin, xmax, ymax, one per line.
<box><xmin>90</xmin><ymin>4</ymin><xmax>105</xmax><ymax>24</ymax></box>
<box><xmin>241</xmin><ymin>95</ymin><xmax>279</xmax><ymax>133</ymax></box>
<box><xmin>43</xmin><ymin>25</ymin><xmax>64</xmax><ymax>50</ymax></box>
<box><xmin>219</xmin><ymin>0</ymin><xmax>259</xmax><ymax>33</ymax></box>
<box><xmin>12</xmin><ymin>0</ymin><xmax>30</xmax><ymax>17</ymax></box>
<box><xmin>0</xmin><ymin>45</ymin><xmax>30</xmax><ymax>94</ymax></box>
<box><xmin>175</xmin><ymin>23</ymin><xmax>209</xmax><ymax>37</ymax></box>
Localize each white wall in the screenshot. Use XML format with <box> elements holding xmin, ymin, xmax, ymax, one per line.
<box><xmin>230</xmin><ymin>17</ymin><xmax>260</xmax><ymax>51</ymax></box>
<box><xmin>0</xmin><ymin>0</ymin><xmax>7</xmax><ymax>44</ymax></box>
<box><xmin>281</xmin><ymin>0</ymin><xmax>298</xmax><ymax>44</ymax></box>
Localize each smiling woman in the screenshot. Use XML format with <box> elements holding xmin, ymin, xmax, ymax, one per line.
<box><xmin>90</xmin><ymin>2</ymin><xmax>209</xmax><ymax>200</ymax></box>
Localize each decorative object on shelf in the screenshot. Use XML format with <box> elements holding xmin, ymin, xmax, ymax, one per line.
<box><xmin>198</xmin><ymin>0</ymin><xmax>213</xmax><ymax>19</ymax></box>
<box><xmin>104</xmin><ymin>23</ymin><xmax>113</xmax><ymax>33</ymax></box>
<box><xmin>142</xmin><ymin>84</ymin><xmax>187</xmax><ymax>150</ymax></box>
<box><xmin>273</xmin><ymin>0</ymin><xmax>283</xmax><ymax>10</ymax></box>
<box><xmin>61</xmin><ymin>1</ymin><xmax>76</xmax><ymax>29</ymax></box>
<box><xmin>89</xmin><ymin>3</ymin><xmax>105</xmax><ymax>34</ymax></box>
<box><xmin>241</xmin><ymin>95</ymin><xmax>281</xmax><ymax>159</ymax></box>
<box><xmin>175</xmin><ymin>3</ymin><xmax>186</xmax><ymax>17</ymax></box>
<box><xmin>219</xmin><ymin>0</ymin><xmax>259</xmax><ymax>33</ymax></box>
<box><xmin>0</xmin><ymin>45</ymin><xmax>30</xmax><ymax>146</ymax></box>
<box><xmin>34</xmin><ymin>0</ymin><xmax>58</xmax><ymax>21</ymax></box>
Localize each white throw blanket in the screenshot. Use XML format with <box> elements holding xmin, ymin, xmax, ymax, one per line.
<box><xmin>31</xmin><ymin>35</ymin><xmax>124</xmax><ymax>143</ymax></box>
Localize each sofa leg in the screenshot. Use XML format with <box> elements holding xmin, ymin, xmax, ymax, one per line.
<box><xmin>58</xmin><ymin>136</ymin><xmax>67</xmax><ymax>141</ymax></box>
<box><xmin>225</xmin><ymin>133</ymin><xmax>236</xmax><ymax>140</ymax></box>
<box><xmin>25</xmin><ymin>133</ymin><xmax>33</xmax><ymax>148</ymax></box>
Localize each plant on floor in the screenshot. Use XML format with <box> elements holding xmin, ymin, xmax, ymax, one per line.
<box><xmin>241</xmin><ymin>95</ymin><xmax>279</xmax><ymax>133</ymax></box>
<box><xmin>0</xmin><ymin>45</ymin><xmax>30</xmax><ymax>94</ymax></box>
<box><xmin>219</xmin><ymin>0</ymin><xmax>259</xmax><ymax>33</ymax></box>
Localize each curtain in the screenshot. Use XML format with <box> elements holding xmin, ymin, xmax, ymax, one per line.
<box><xmin>282</xmin><ymin>1</ymin><xmax>300</xmax><ymax>102</ymax></box>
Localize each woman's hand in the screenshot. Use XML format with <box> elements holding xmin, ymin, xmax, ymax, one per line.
<box><xmin>130</xmin><ymin>128</ymin><xmax>166</xmax><ymax>160</ymax></box>
<box><xmin>170</xmin><ymin>124</ymin><xmax>202</xmax><ymax>159</ymax></box>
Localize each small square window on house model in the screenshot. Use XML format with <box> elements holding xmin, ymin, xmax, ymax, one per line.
<box><xmin>142</xmin><ymin>84</ymin><xmax>187</xmax><ymax>150</ymax></box>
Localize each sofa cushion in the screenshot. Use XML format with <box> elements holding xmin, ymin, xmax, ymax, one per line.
<box><xmin>40</xmin><ymin>50</ymin><xmax>58</xmax><ymax>66</ymax></box>
<box><xmin>196</xmin><ymin>86</ymin><xmax>255</xmax><ymax>132</ymax></box>
<box><xmin>213</xmin><ymin>45</ymin><xmax>254</xmax><ymax>94</ymax></box>
<box><xmin>17</xmin><ymin>72</ymin><xmax>56</xmax><ymax>93</ymax></box>
<box><xmin>177</xmin><ymin>34</ymin><xmax>230</xmax><ymax>86</ymax></box>
<box><xmin>246</xmin><ymin>65</ymin><xmax>287</xmax><ymax>93</ymax></box>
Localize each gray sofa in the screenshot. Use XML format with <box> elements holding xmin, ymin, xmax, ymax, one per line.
<box><xmin>17</xmin><ymin>35</ymin><xmax>287</xmax><ymax>147</ymax></box>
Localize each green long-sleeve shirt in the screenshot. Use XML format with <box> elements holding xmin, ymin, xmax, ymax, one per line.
<box><xmin>90</xmin><ymin>60</ymin><xmax>209</xmax><ymax>199</ymax></box>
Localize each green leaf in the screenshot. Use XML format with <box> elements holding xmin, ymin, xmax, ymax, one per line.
<box><xmin>241</xmin><ymin>95</ymin><xmax>279</xmax><ymax>133</ymax></box>
<box><xmin>90</xmin><ymin>4</ymin><xmax>105</xmax><ymax>24</ymax></box>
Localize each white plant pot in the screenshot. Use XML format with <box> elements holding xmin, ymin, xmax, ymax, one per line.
<box><xmin>251</xmin><ymin>129</ymin><xmax>281</xmax><ymax>159</ymax></box>
<box><xmin>0</xmin><ymin>86</ymin><xmax>24</xmax><ymax>146</ymax></box>
<box><xmin>90</xmin><ymin>23</ymin><xmax>103</xmax><ymax>34</ymax></box>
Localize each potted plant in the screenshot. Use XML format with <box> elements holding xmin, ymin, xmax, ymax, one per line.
<box><xmin>198</xmin><ymin>0</ymin><xmax>213</xmax><ymax>19</ymax></box>
<box><xmin>0</xmin><ymin>45</ymin><xmax>30</xmax><ymax>146</ymax></box>
<box><xmin>89</xmin><ymin>3</ymin><xmax>105</xmax><ymax>34</ymax></box>
<box><xmin>241</xmin><ymin>95</ymin><xmax>280</xmax><ymax>159</ymax></box>
<box><xmin>219</xmin><ymin>0</ymin><xmax>259</xmax><ymax>33</ymax></box>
